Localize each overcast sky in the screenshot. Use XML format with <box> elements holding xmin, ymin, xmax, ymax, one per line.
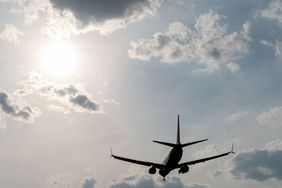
<box><xmin>0</xmin><ymin>0</ymin><xmax>282</xmax><ymax>188</ymax></box>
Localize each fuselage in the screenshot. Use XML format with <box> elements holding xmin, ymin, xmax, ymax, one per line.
<box><xmin>159</xmin><ymin>144</ymin><xmax>183</xmax><ymax>177</ymax></box>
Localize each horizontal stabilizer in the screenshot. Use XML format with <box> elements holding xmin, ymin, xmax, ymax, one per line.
<box><xmin>181</xmin><ymin>139</ymin><xmax>208</xmax><ymax>147</ymax></box>
<box><xmin>153</xmin><ymin>140</ymin><xmax>177</xmax><ymax>147</ymax></box>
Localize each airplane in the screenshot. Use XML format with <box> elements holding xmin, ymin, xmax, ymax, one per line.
<box><xmin>111</xmin><ymin>115</ymin><xmax>235</xmax><ymax>181</ymax></box>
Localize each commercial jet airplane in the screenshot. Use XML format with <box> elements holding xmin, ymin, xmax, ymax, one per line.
<box><xmin>111</xmin><ymin>115</ymin><xmax>235</xmax><ymax>181</ymax></box>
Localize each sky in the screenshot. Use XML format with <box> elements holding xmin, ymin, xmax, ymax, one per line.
<box><xmin>0</xmin><ymin>0</ymin><xmax>282</xmax><ymax>188</ymax></box>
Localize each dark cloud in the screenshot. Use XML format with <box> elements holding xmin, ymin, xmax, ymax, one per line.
<box><xmin>44</xmin><ymin>0</ymin><xmax>161</xmax><ymax>37</ymax></box>
<box><xmin>82</xmin><ymin>178</ymin><xmax>96</xmax><ymax>188</ymax></box>
<box><xmin>70</xmin><ymin>95</ymin><xmax>99</xmax><ymax>112</ymax></box>
<box><xmin>111</xmin><ymin>176</ymin><xmax>155</xmax><ymax>188</ymax></box>
<box><xmin>0</xmin><ymin>90</ymin><xmax>40</xmax><ymax>122</ymax></box>
<box><xmin>41</xmin><ymin>84</ymin><xmax>100</xmax><ymax>112</ymax></box>
<box><xmin>161</xmin><ymin>177</ymin><xmax>185</xmax><ymax>188</ymax></box>
<box><xmin>20</xmin><ymin>73</ymin><xmax>100</xmax><ymax>113</ymax></box>
<box><xmin>50</xmin><ymin>0</ymin><xmax>159</xmax><ymax>24</ymax></box>
<box><xmin>230</xmin><ymin>144</ymin><xmax>282</xmax><ymax>181</ymax></box>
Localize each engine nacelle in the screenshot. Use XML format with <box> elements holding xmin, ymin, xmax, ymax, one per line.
<box><xmin>149</xmin><ymin>166</ymin><xmax>156</xmax><ymax>174</ymax></box>
<box><xmin>178</xmin><ymin>165</ymin><xmax>189</xmax><ymax>174</ymax></box>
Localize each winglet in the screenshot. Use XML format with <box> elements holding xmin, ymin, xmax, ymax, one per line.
<box><xmin>110</xmin><ymin>146</ymin><xmax>113</xmax><ymax>158</ymax></box>
<box><xmin>230</xmin><ymin>143</ymin><xmax>235</xmax><ymax>154</ymax></box>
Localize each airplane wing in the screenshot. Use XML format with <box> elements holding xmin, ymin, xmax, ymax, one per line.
<box><xmin>176</xmin><ymin>144</ymin><xmax>235</xmax><ymax>168</ymax></box>
<box><xmin>111</xmin><ymin>153</ymin><xmax>164</xmax><ymax>169</ymax></box>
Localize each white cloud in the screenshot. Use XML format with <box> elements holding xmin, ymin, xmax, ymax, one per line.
<box><xmin>2</xmin><ymin>0</ymin><xmax>50</xmax><ymax>24</ymax></box>
<box><xmin>0</xmin><ymin>24</ymin><xmax>23</xmax><ymax>43</ymax></box>
<box><xmin>128</xmin><ymin>11</ymin><xmax>251</xmax><ymax>73</ymax></box>
<box><xmin>261</xmin><ymin>40</ymin><xmax>282</xmax><ymax>58</ymax></box>
<box><xmin>256</xmin><ymin>107</ymin><xmax>282</xmax><ymax>126</ymax></box>
<box><xmin>21</xmin><ymin>0</ymin><xmax>50</xmax><ymax>24</ymax></box>
<box><xmin>264</xmin><ymin>139</ymin><xmax>282</xmax><ymax>150</ymax></box>
<box><xmin>193</xmin><ymin>144</ymin><xmax>222</xmax><ymax>158</ymax></box>
<box><xmin>47</xmin><ymin>104</ymin><xmax>69</xmax><ymax>114</ymax></box>
<box><xmin>104</xmin><ymin>99</ymin><xmax>121</xmax><ymax>106</ymax></box>
<box><xmin>260</xmin><ymin>0</ymin><xmax>282</xmax><ymax>24</ymax></box>
<box><xmin>226</xmin><ymin>111</ymin><xmax>251</xmax><ymax>122</ymax></box>
<box><xmin>41</xmin><ymin>8</ymin><xmax>81</xmax><ymax>40</ymax></box>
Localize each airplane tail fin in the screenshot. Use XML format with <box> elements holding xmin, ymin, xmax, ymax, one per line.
<box><xmin>177</xmin><ymin>114</ymin><xmax>180</xmax><ymax>144</ymax></box>
<box><xmin>152</xmin><ymin>115</ymin><xmax>181</xmax><ymax>147</ymax></box>
<box><xmin>153</xmin><ymin>115</ymin><xmax>208</xmax><ymax>148</ymax></box>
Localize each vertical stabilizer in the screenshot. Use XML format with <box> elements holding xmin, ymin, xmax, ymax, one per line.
<box><xmin>177</xmin><ymin>114</ymin><xmax>180</xmax><ymax>144</ymax></box>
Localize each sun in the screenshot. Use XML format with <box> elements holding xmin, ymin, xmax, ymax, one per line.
<box><xmin>40</xmin><ymin>42</ymin><xmax>78</xmax><ymax>77</ymax></box>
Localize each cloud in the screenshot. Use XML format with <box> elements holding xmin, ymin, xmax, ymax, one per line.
<box><xmin>45</xmin><ymin>173</ymin><xmax>74</xmax><ymax>188</ymax></box>
<box><xmin>20</xmin><ymin>73</ymin><xmax>100</xmax><ymax>113</ymax></box>
<box><xmin>81</xmin><ymin>177</ymin><xmax>96</xmax><ymax>188</ymax></box>
<box><xmin>0</xmin><ymin>24</ymin><xmax>23</xmax><ymax>43</ymax></box>
<box><xmin>186</xmin><ymin>184</ymin><xmax>209</xmax><ymax>188</ymax></box>
<box><xmin>264</xmin><ymin>139</ymin><xmax>282</xmax><ymax>150</ymax></box>
<box><xmin>226</xmin><ymin>111</ymin><xmax>251</xmax><ymax>122</ymax></box>
<box><xmin>2</xmin><ymin>0</ymin><xmax>50</xmax><ymax>24</ymax></box>
<box><xmin>104</xmin><ymin>99</ymin><xmax>121</xmax><ymax>106</ymax></box>
<box><xmin>49</xmin><ymin>0</ymin><xmax>161</xmax><ymax>25</ymax></box>
<box><xmin>256</xmin><ymin>107</ymin><xmax>282</xmax><ymax>126</ymax></box>
<box><xmin>41</xmin><ymin>0</ymin><xmax>161</xmax><ymax>38</ymax></box>
<box><xmin>70</xmin><ymin>94</ymin><xmax>100</xmax><ymax>112</ymax></box>
<box><xmin>2</xmin><ymin>0</ymin><xmax>161</xmax><ymax>39</ymax></box>
<box><xmin>41</xmin><ymin>9</ymin><xmax>80</xmax><ymax>39</ymax></box>
<box><xmin>110</xmin><ymin>176</ymin><xmax>155</xmax><ymax>188</ymax></box>
<box><xmin>128</xmin><ymin>11</ymin><xmax>251</xmax><ymax>73</ymax></box>
<box><xmin>193</xmin><ymin>144</ymin><xmax>222</xmax><ymax>158</ymax></box>
<box><xmin>110</xmin><ymin>175</ymin><xmax>208</xmax><ymax>188</ymax></box>
<box><xmin>211</xmin><ymin>170</ymin><xmax>223</xmax><ymax>178</ymax></box>
<box><xmin>0</xmin><ymin>90</ymin><xmax>40</xmax><ymax>122</ymax></box>
<box><xmin>110</xmin><ymin>176</ymin><xmax>184</xmax><ymax>188</ymax></box>
<box><xmin>260</xmin><ymin>0</ymin><xmax>282</xmax><ymax>24</ymax></box>
<box><xmin>20</xmin><ymin>0</ymin><xmax>50</xmax><ymax>24</ymax></box>
<box><xmin>47</xmin><ymin>104</ymin><xmax>69</xmax><ymax>114</ymax></box>
<box><xmin>261</xmin><ymin>40</ymin><xmax>282</xmax><ymax>58</ymax></box>
<box><xmin>230</xmin><ymin>140</ymin><xmax>282</xmax><ymax>181</ymax></box>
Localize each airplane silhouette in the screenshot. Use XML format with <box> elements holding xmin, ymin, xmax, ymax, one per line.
<box><xmin>111</xmin><ymin>115</ymin><xmax>235</xmax><ymax>181</ymax></box>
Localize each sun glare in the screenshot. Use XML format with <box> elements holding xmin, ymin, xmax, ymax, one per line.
<box><xmin>40</xmin><ymin>42</ymin><xmax>78</xmax><ymax>77</ymax></box>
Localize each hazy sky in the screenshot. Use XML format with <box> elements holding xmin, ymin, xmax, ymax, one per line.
<box><xmin>0</xmin><ymin>0</ymin><xmax>282</xmax><ymax>188</ymax></box>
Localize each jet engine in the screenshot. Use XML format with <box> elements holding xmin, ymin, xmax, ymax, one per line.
<box><xmin>178</xmin><ymin>165</ymin><xmax>189</xmax><ymax>174</ymax></box>
<box><xmin>149</xmin><ymin>166</ymin><xmax>156</xmax><ymax>174</ymax></box>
